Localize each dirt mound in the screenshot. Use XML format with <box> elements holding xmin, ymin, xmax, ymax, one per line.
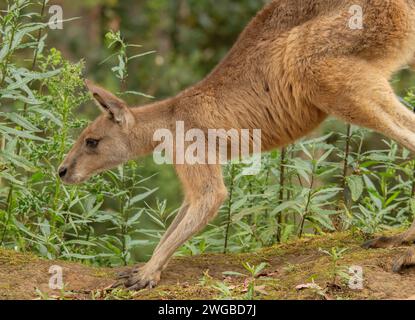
<box><xmin>1</xmin><ymin>230</ymin><xmax>415</xmax><ymax>300</ymax></box>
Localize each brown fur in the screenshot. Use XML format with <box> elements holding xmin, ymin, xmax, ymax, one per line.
<box><xmin>60</xmin><ymin>0</ymin><xmax>415</xmax><ymax>289</ymax></box>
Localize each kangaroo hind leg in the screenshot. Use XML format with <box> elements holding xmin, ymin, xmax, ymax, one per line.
<box><xmin>310</xmin><ymin>57</ymin><xmax>415</xmax><ymax>272</ymax></box>
<box><xmin>310</xmin><ymin>57</ymin><xmax>415</xmax><ymax>151</ymax></box>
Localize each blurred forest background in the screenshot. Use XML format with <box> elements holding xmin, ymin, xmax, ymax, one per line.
<box><xmin>2</xmin><ymin>0</ymin><xmax>415</xmax><ymax>267</ymax></box>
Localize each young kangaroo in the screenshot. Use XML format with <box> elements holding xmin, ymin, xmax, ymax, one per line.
<box><xmin>60</xmin><ymin>0</ymin><xmax>415</xmax><ymax>290</ymax></box>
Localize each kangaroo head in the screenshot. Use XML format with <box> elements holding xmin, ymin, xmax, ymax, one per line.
<box><xmin>58</xmin><ymin>80</ymin><xmax>136</xmax><ymax>184</ymax></box>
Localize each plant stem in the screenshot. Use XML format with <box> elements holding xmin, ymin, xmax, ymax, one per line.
<box><xmin>276</xmin><ymin>147</ymin><xmax>287</xmax><ymax>242</ymax></box>
<box><xmin>23</xmin><ymin>0</ymin><xmax>47</xmax><ymax>115</ymax></box>
<box><xmin>0</xmin><ymin>22</ymin><xmax>16</xmax><ymax>87</ymax></box>
<box><xmin>332</xmin><ymin>124</ymin><xmax>353</xmax><ymax>231</ymax></box>
<box><xmin>299</xmin><ymin>155</ymin><xmax>316</xmax><ymax>238</ymax></box>
<box><xmin>0</xmin><ymin>184</ymin><xmax>13</xmax><ymax>246</ymax></box>
<box><xmin>260</xmin><ymin>156</ymin><xmax>270</xmax><ymax>224</ymax></box>
<box><xmin>342</xmin><ymin>124</ymin><xmax>352</xmax><ymax>204</ymax></box>
<box><xmin>224</xmin><ymin>164</ymin><xmax>236</xmax><ymax>254</ymax></box>
<box><xmin>298</xmin><ymin>180</ymin><xmax>313</xmax><ymax>238</ymax></box>
<box><xmin>120</xmin><ymin>174</ymin><xmax>128</xmax><ymax>266</ymax></box>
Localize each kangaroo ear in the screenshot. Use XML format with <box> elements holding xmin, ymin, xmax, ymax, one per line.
<box><xmin>85</xmin><ymin>79</ymin><xmax>135</xmax><ymax>127</ymax></box>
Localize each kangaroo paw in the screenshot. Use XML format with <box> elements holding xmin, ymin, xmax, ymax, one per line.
<box><xmin>114</xmin><ymin>266</ymin><xmax>140</xmax><ymax>280</ymax></box>
<box><xmin>112</xmin><ymin>265</ymin><xmax>161</xmax><ymax>291</ymax></box>
<box><xmin>362</xmin><ymin>236</ymin><xmax>403</xmax><ymax>249</ymax></box>
<box><xmin>393</xmin><ymin>248</ymin><xmax>415</xmax><ymax>273</ymax></box>
<box><xmin>125</xmin><ymin>267</ymin><xmax>161</xmax><ymax>290</ymax></box>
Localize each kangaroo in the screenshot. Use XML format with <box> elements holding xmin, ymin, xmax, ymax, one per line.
<box><xmin>59</xmin><ymin>0</ymin><xmax>415</xmax><ymax>290</ymax></box>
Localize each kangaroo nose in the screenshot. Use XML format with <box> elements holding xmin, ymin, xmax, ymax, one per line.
<box><xmin>58</xmin><ymin>167</ymin><xmax>68</xmax><ymax>178</ymax></box>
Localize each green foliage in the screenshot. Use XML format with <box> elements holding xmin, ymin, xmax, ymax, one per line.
<box><xmin>0</xmin><ymin>1</ymin><xmax>159</xmax><ymax>266</ymax></box>
<box><xmin>319</xmin><ymin>247</ymin><xmax>349</xmax><ymax>286</ymax></box>
<box><xmin>212</xmin><ymin>262</ymin><xmax>270</xmax><ymax>300</ymax></box>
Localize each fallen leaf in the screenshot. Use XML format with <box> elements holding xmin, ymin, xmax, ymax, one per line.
<box><xmin>296</xmin><ymin>283</ymin><xmax>322</xmax><ymax>291</ymax></box>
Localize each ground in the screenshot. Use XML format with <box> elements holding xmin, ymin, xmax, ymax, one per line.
<box><xmin>1</xmin><ymin>230</ymin><xmax>415</xmax><ymax>300</ymax></box>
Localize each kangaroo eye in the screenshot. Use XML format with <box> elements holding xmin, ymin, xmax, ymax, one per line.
<box><xmin>86</xmin><ymin>138</ymin><xmax>99</xmax><ymax>149</ymax></box>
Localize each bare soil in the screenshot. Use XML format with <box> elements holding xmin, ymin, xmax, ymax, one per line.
<box><xmin>1</xmin><ymin>230</ymin><xmax>415</xmax><ymax>300</ymax></box>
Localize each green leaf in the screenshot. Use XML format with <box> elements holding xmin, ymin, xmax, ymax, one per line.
<box><xmin>62</xmin><ymin>253</ymin><xmax>96</xmax><ymax>260</ymax></box>
<box><xmin>123</xmin><ymin>90</ymin><xmax>154</xmax><ymax>99</ymax></box>
<box><xmin>222</xmin><ymin>271</ymin><xmax>246</xmax><ymax>277</ymax></box>
<box><xmin>1</xmin><ymin>112</ymin><xmax>41</xmax><ymax>132</ymax></box>
<box><xmin>127</xmin><ymin>209</ymin><xmax>144</xmax><ymax>226</ymax></box>
<box><xmin>128</xmin><ymin>188</ymin><xmax>159</xmax><ymax>207</ymax></box>
<box><xmin>128</xmin><ymin>50</ymin><xmax>156</xmax><ymax>61</ymax></box>
<box><xmin>0</xmin><ymin>124</ymin><xmax>46</xmax><ymax>141</ymax></box>
<box><xmin>253</xmin><ymin>262</ymin><xmax>269</xmax><ymax>277</ymax></box>
<box><xmin>309</xmin><ymin>214</ymin><xmax>335</xmax><ymax>231</ymax></box>
<box><xmin>30</xmin><ymin>171</ymin><xmax>45</xmax><ymax>183</ymax></box>
<box><xmin>347</xmin><ymin>175</ymin><xmax>364</xmax><ymax>202</ymax></box>
<box><xmin>30</xmin><ymin>107</ymin><xmax>62</xmax><ymax>127</ymax></box>
<box><xmin>0</xmin><ymin>150</ymin><xmax>35</xmax><ymax>171</ymax></box>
